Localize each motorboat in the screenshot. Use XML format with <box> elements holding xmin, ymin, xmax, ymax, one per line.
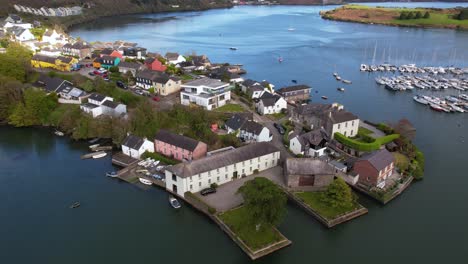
<box><xmin>89</xmin><ymin>144</ymin><xmax>100</xmax><ymax>149</ymax></box>
<box><xmin>54</xmin><ymin>130</ymin><xmax>64</xmax><ymax>136</ymax></box>
<box><xmin>342</xmin><ymin>80</ymin><xmax>352</xmax><ymax>84</ymax></box>
<box><xmin>69</xmin><ymin>202</ymin><xmax>80</xmax><ymax>209</ymax></box>
<box><xmin>287</xmin><ymin>27</ymin><xmax>296</xmax><ymax>31</ymax></box>
<box><xmin>449</xmin><ymin>104</ymin><xmax>465</xmax><ymax>113</ymax></box>
<box><xmin>413</xmin><ymin>95</ymin><xmax>429</xmax><ymax>105</ymax></box>
<box><xmin>229</xmin><ymin>47</ymin><xmax>238</xmax><ymax>50</ymax></box>
<box><xmin>92</xmin><ymin>152</ymin><xmax>107</xmax><ymax>159</ymax></box>
<box><xmin>169</xmin><ymin>196</ymin><xmax>181</xmax><ymax>209</ymax></box>
<box><xmin>335</xmin><ymin>76</ymin><xmax>341</xmax><ymax>81</ymax></box>
<box><xmin>337</xmin><ymin>88</ymin><xmax>345</xmax><ymax>92</ymax></box>
<box><xmin>430</xmin><ymin>103</ymin><xmax>444</xmax><ymax>112</ymax></box>
<box><xmin>106</xmin><ymin>171</ymin><xmax>118</xmax><ymax>177</ymax></box>
<box><xmin>139</xmin><ymin>178</ymin><xmax>153</xmax><ymax>185</ymax></box>
<box><xmin>321</xmin><ymin>96</ymin><xmax>328</xmax><ymax>100</ymax></box>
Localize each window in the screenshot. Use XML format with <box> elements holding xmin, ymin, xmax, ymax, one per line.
<box><xmin>216</xmin><ymin>168</ymin><xmax>219</xmax><ymax>173</ymax></box>
<box><xmin>217</xmin><ymin>176</ymin><xmax>219</xmax><ymax>181</ymax></box>
<box><xmin>257</xmin><ymin>157</ymin><xmax>260</xmax><ymax>162</ymax></box>
<box><xmin>352</xmin><ymin>120</ymin><xmax>355</xmax><ymax>126</ymax></box>
<box><xmin>257</xmin><ymin>164</ymin><xmax>260</xmax><ymax>169</ymax></box>
<box><xmin>338</xmin><ymin>124</ymin><xmax>341</xmax><ymax>129</ymax></box>
<box><xmin>242</xmin><ymin>161</ymin><xmax>245</xmax><ymax>166</ymax></box>
<box><xmin>172</xmin><ymin>174</ymin><xmax>176</xmax><ymax>181</ymax></box>
<box><xmin>199</xmin><ymin>182</ymin><xmax>201</xmax><ymax>187</ymax></box>
<box><xmin>224</xmin><ymin>166</ymin><xmax>227</xmax><ymax>171</ymax></box>
<box><xmin>242</xmin><ymin>169</ymin><xmax>245</xmax><ymax>173</ymax></box>
<box><xmin>225</xmin><ymin>174</ymin><xmax>228</xmax><ymax>179</ymax></box>
<box><xmin>345</xmin><ymin>122</ymin><xmax>348</xmax><ymax>128</ymax></box>
<box><xmin>250</xmin><ymin>160</ymin><xmax>252</xmax><ymax>165</ymax></box>
<box><xmin>344</xmin><ymin>131</ymin><xmax>347</xmax><ymax>136</ymax></box>
<box><xmin>208</xmin><ymin>179</ymin><xmax>211</xmax><ymax>184</ymax></box>
<box><xmin>189</xmin><ymin>185</ymin><xmax>192</xmax><ymax>190</ymax></box>
<box><xmin>250</xmin><ymin>167</ymin><xmax>252</xmax><ymax>172</ymax></box>
<box><xmin>351</xmin><ymin>130</ymin><xmax>354</xmax><ymax>135</ymax></box>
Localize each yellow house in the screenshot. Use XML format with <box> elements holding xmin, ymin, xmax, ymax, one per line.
<box><xmin>31</xmin><ymin>54</ymin><xmax>78</xmax><ymax>72</ymax></box>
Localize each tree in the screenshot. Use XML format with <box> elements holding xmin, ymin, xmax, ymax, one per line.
<box><xmin>393</xmin><ymin>118</ymin><xmax>416</xmax><ymax>140</ymax></box>
<box><xmin>109</xmin><ymin>66</ymin><xmax>119</xmax><ymax>73</ymax></box>
<box><xmin>399</xmin><ymin>12</ymin><xmax>408</xmax><ymax>20</ymax></box>
<box><xmin>0</xmin><ymin>43</ymin><xmax>32</xmax><ymax>82</ymax></box>
<box><xmin>81</xmin><ymin>80</ymin><xmax>94</xmax><ymax>92</ymax></box>
<box><xmin>237</xmin><ymin>177</ymin><xmax>287</xmax><ymax>229</ymax></box>
<box><xmin>0</xmin><ymin>75</ymin><xmax>23</xmax><ymax>121</ymax></box>
<box><xmin>130</xmin><ymin>101</ymin><xmax>159</xmax><ymax>138</ymax></box>
<box><xmin>406</xmin><ymin>12</ymin><xmax>414</xmax><ymax>19</ymax></box>
<box><xmin>8</xmin><ymin>89</ymin><xmax>58</xmax><ymax>127</ymax></box>
<box><xmin>320</xmin><ymin>178</ymin><xmax>356</xmax><ymax>209</ymax></box>
<box><xmin>423</xmin><ymin>11</ymin><xmax>430</xmax><ymax>19</ymax></box>
<box><xmin>415</xmin><ymin>11</ymin><xmax>422</xmax><ymax>19</ymax></box>
<box><xmin>458</xmin><ymin>9</ymin><xmax>468</xmax><ymax>20</ymax></box>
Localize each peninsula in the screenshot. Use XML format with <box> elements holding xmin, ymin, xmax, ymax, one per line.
<box><xmin>320</xmin><ymin>4</ymin><xmax>468</xmax><ymax>30</ymax></box>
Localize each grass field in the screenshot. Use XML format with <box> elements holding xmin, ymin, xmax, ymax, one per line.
<box><xmin>214</xmin><ymin>103</ymin><xmax>245</xmax><ymax>113</ymax></box>
<box><xmin>322</xmin><ymin>5</ymin><xmax>468</xmax><ymax>29</ymax></box>
<box><xmin>296</xmin><ymin>192</ymin><xmax>360</xmax><ymax>220</ymax></box>
<box><xmin>219</xmin><ymin>206</ymin><xmax>284</xmax><ymax>251</ymax></box>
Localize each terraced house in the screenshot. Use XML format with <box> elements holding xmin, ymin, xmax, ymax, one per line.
<box><xmin>154</xmin><ymin>129</ymin><xmax>207</xmax><ymax>161</ymax></box>
<box><xmin>135</xmin><ymin>70</ymin><xmax>181</xmax><ymax>95</ymax></box>
<box><xmin>31</xmin><ymin>54</ymin><xmax>78</xmax><ymax>72</ymax></box>
<box><xmin>165</xmin><ymin>142</ymin><xmax>280</xmax><ymax>197</ymax></box>
<box><xmin>277</xmin><ymin>84</ymin><xmax>312</xmax><ymax>103</ymax></box>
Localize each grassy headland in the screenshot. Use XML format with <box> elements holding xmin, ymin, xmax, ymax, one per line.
<box><xmin>320</xmin><ymin>5</ymin><xmax>468</xmax><ymax>30</ymax></box>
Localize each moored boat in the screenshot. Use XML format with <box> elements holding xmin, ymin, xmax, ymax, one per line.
<box><xmin>89</xmin><ymin>144</ymin><xmax>100</xmax><ymax>149</ymax></box>
<box><xmin>430</xmin><ymin>103</ymin><xmax>444</xmax><ymax>112</ymax></box>
<box><xmin>229</xmin><ymin>47</ymin><xmax>237</xmax><ymax>50</ymax></box>
<box><xmin>139</xmin><ymin>178</ymin><xmax>153</xmax><ymax>185</ymax></box>
<box><xmin>54</xmin><ymin>130</ymin><xmax>64</xmax><ymax>136</ymax></box>
<box><xmin>337</xmin><ymin>88</ymin><xmax>345</xmax><ymax>92</ymax></box>
<box><xmin>169</xmin><ymin>196</ymin><xmax>181</xmax><ymax>209</ymax></box>
<box><xmin>413</xmin><ymin>95</ymin><xmax>429</xmax><ymax>105</ymax></box>
<box><xmin>92</xmin><ymin>152</ymin><xmax>107</xmax><ymax>159</ymax></box>
<box><xmin>342</xmin><ymin>80</ymin><xmax>352</xmax><ymax>84</ymax></box>
<box><xmin>321</xmin><ymin>96</ymin><xmax>328</xmax><ymax>100</ymax></box>
<box><xmin>69</xmin><ymin>201</ymin><xmax>80</xmax><ymax>209</ymax></box>
<box><xmin>106</xmin><ymin>171</ymin><xmax>118</xmax><ymax>177</ymax></box>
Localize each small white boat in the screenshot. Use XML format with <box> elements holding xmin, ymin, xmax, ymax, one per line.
<box><xmin>139</xmin><ymin>178</ymin><xmax>153</xmax><ymax>185</ymax></box>
<box><xmin>89</xmin><ymin>144</ymin><xmax>100</xmax><ymax>149</ymax></box>
<box><xmin>342</xmin><ymin>80</ymin><xmax>352</xmax><ymax>84</ymax></box>
<box><xmin>287</xmin><ymin>27</ymin><xmax>296</xmax><ymax>31</ymax></box>
<box><xmin>449</xmin><ymin>104</ymin><xmax>465</xmax><ymax>113</ymax></box>
<box><xmin>169</xmin><ymin>196</ymin><xmax>181</xmax><ymax>209</ymax></box>
<box><xmin>335</xmin><ymin>76</ymin><xmax>341</xmax><ymax>81</ymax></box>
<box><xmin>69</xmin><ymin>201</ymin><xmax>80</xmax><ymax>209</ymax></box>
<box><xmin>229</xmin><ymin>47</ymin><xmax>237</xmax><ymax>50</ymax></box>
<box><xmin>106</xmin><ymin>171</ymin><xmax>118</xmax><ymax>177</ymax></box>
<box><xmin>54</xmin><ymin>130</ymin><xmax>64</xmax><ymax>136</ymax></box>
<box><xmin>92</xmin><ymin>152</ymin><xmax>107</xmax><ymax>159</ymax></box>
<box><xmin>413</xmin><ymin>95</ymin><xmax>429</xmax><ymax>105</ymax></box>
<box><xmin>337</xmin><ymin>88</ymin><xmax>345</xmax><ymax>92</ymax></box>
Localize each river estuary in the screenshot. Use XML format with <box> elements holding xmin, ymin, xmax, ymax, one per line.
<box><xmin>2</xmin><ymin>2</ymin><xmax>468</xmax><ymax>263</ymax></box>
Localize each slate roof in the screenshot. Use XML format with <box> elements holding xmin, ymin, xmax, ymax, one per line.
<box><xmin>88</xmin><ymin>93</ymin><xmax>107</xmax><ymax>102</ymax></box>
<box><xmin>278</xmin><ymin>85</ymin><xmax>311</xmax><ymax>94</ymax></box>
<box><xmin>137</xmin><ymin>70</ymin><xmax>171</xmax><ymax>84</ymax></box>
<box><xmin>285</xmin><ymin>158</ymin><xmax>335</xmax><ymax>176</ymax></box>
<box><xmin>102</xmin><ymin>100</ymin><xmax>119</xmax><ymax>109</ymax></box>
<box><xmin>118</xmin><ymin>61</ymin><xmax>141</xmax><ymax>70</ymax></box>
<box><xmin>81</xmin><ymin>103</ymin><xmax>99</xmax><ymax>109</ymax></box>
<box><xmin>35</xmin><ymin>74</ymin><xmax>66</xmax><ymax>92</ymax></box>
<box><xmin>155</xmin><ymin>129</ymin><xmax>203</xmax><ymax>152</ymax></box>
<box><xmin>57</xmin><ymin>56</ymin><xmax>74</xmax><ymax>64</ymax></box>
<box><xmin>295</xmin><ymin>129</ymin><xmax>327</xmax><ymax>150</ymax></box>
<box><xmin>167</xmin><ymin>142</ymin><xmax>279</xmax><ymax>178</ymax></box>
<box><xmin>100</xmin><ymin>48</ymin><xmax>113</xmax><ymax>55</ymax></box>
<box><xmin>182</xmin><ymin>77</ymin><xmax>228</xmax><ymax>88</ymax></box>
<box><xmin>72</xmin><ymin>42</ymin><xmax>91</xmax><ymax>49</ymax></box>
<box><xmin>259</xmin><ymin>92</ymin><xmax>283</xmax><ymax>107</ymax></box>
<box><xmin>225</xmin><ymin>114</ymin><xmax>249</xmax><ymax>131</ymax></box>
<box><xmin>101</xmin><ymin>55</ymin><xmax>117</xmax><ymax>63</ymax></box>
<box><xmin>295</xmin><ymin>103</ymin><xmax>334</xmax><ymax>116</ymax></box>
<box><xmin>7</xmin><ymin>26</ymin><xmax>26</xmax><ymax>37</ymax></box>
<box><xmin>165</xmin><ymin>52</ymin><xmax>180</xmax><ymax>60</ymax></box>
<box><xmin>242</xmin><ymin>79</ymin><xmax>259</xmax><ymax>87</ymax></box>
<box><xmin>329</xmin><ymin>110</ymin><xmax>359</xmax><ymax>124</ymax></box>
<box><xmin>241</xmin><ymin>120</ymin><xmax>266</xmax><ymax>136</ymax></box>
<box><xmin>122</xmin><ymin>134</ymin><xmax>145</xmax><ymax>149</ymax></box>
<box><xmin>359</xmin><ymin>149</ymin><xmax>395</xmax><ymax>172</ymax></box>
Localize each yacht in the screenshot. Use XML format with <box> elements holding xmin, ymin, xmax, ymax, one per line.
<box><xmin>449</xmin><ymin>104</ymin><xmax>465</xmax><ymax>113</ymax></box>
<box><xmin>413</xmin><ymin>95</ymin><xmax>429</xmax><ymax>105</ymax></box>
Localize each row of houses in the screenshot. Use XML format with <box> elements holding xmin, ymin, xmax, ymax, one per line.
<box><xmin>13</xmin><ymin>5</ymin><xmax>83</xmax><ymax>17</ymax></box>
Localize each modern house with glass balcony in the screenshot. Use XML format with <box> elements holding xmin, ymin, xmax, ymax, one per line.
<box><xmin>180</xmin><ymin>77</ymin><xmax>231</xmax><ymax>110</ymax></box>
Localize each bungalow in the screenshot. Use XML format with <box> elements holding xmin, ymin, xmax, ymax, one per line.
<box><xmin>180</xmin><ymin>78</ymin><xmax>231</xmax><ymax>110</ymax></box>
<box><xmin>62</xmin><ymin>42</ymin><xmax>92</xmax><ymax>59</ymax></box>
<box><xmin>118</xmin><ymin>61</ymin><xmax>142</xmax><ymax>77</ymax></box>
<box><xmin>144</xmin><ymin>57</ymin><xmax>167</xmax><ymax>72</ymax></box>
<box><xmin>256</xmin><ymin>92</ymin><xmax>287</xmax><ymax>115</ymax></box>
<box><xmin>354</xmin><ymin>149</ymin><xmax>395</xmax><ymax>189</ymax></box>
<box><xmin>225</xmin><ymin>114</ymin><xmax>272</xmax><ymax>142</ymax></box>
<box><xmin>165</xmin><ymin>52</ymin><xmax>186</xmax><ymax>65</ymax></box>
<box><xmin>122</xmin><ymin>134</ymin><xmax>155</xmax><ymax>159</ymax></box>
<box><xmin>154</xmin><ymin>129</ymin><xmax>208</xmax><ymax>161</ymax></box>
<box><xmin>7</xmin><ymin>27</ymin><xmax>35</xmax><ymax>42</ymax></box>
<box><xmin>277</xmin><ymin>84</ymin><xmax>312</xmax><ymax>103</ymax></box>
<box><xmin>289</xmin><ymin>129</ymin><xmax>328</xmax><ymax>157</ymax></box>
<box><xmin>99</xmin><ymin>55</ymin><xmax>120</xmax><ymax>69</ymax></box>
<box><xmin>35</xmin><ymin>75</ymin><xmax>87</xmax><ymax>104</ymax></box>
<box><xmin>284</xmin><ymin>158</ymin><xmax>335</xmax><ymax>191</ymax></box>
<box><xmin>31</xmin><ymin>54</ymin><xmax>78</xmax><ymax>72</ymax></box>
<box><xmin>165</xmin><ymin>142</ymin><xmax>280</xmax><ymax>197</ymax></box>
<box><xmin>135</xmin><ymin>70</ymin><xmax>181</xmax><ymax>96</ymax></box>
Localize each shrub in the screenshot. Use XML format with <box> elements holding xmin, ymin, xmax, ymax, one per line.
<box><xmin>415</xmin><ymin>11</ymin><xmax>422</xmax><ymax>19</ymax></box>
<box><xmin>210</xmin><ymin>183</ymin><xmax>218</xmax><ymax>189</ymax></box>
<box><xmin>208</xmin><ymin>207</ymin><xmax>217</xmax><ymax>215</ymax></box>
<box><xmin>457</xmin><ymin>9</ymin><xmax>468</xmax><ymax>20</ymax></box>
<box><xmin>423</xmin><ymin>11</ymin><xmax>430</xmax><ymax>19</ymax></box>
<box><xmin>253</xmin><ymin>169</ymin><xmax>259</xmax><ymax>174</ymax></box>
<box><xmin>399</xmin><ymin>12</ymin><xmax>408</xmax><ymax>20</ymax></box>
<box><xmin>334</xmin><ymin>133</ymin><xmax>400</xmax><ymax>152</ymax></box>
<box><xmin>407</xmin><ymin>12</ymin><xmax>414</xmax><ymax>19</ymax></box>
<box><xmin>148</xmin><ymin>87</ymin><xmax>155</xmax><ymax>94</ymax></box>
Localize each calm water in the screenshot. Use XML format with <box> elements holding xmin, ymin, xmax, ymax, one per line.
<box><xmin>2</xmin><ymin>3</ymin><xmax>468</xmax><ymax>263</ymax></box>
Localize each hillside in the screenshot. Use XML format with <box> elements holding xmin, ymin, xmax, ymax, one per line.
<box><xmin>0</xmin><ymin>0</ymin><xmax>233</xmax><ymax>29</ymax></box>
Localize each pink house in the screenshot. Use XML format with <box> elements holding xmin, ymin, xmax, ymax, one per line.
<box><xmin>145</xmin><ymin>57</ymin><xmax>167</xmax><ymax>72</ymax></box>
<box><xmin>154</xmin><ymin>129</ymin><xmax>207</xmax><ymax>161</ymax></box>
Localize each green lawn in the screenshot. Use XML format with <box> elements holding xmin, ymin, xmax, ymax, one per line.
<box><xmin>267</xmin><ymin>112</ymin><xmax>287</xmax><ymax>120</ymax></box>
<box><xmin>358</xmin><ymin>126</ymin><xmax>373</xmax><ymax>135</ymax></box>
<box><xmin>296</xmin><ymin>192</ymin><xmax>360</xmax><ymax>220</ymax></box>
<box><xmin>219</xmin><ymin>206</ymin><xmax>284</xmax><ymax>251</ymax></box>
<box><xmin>214</xmin><ymin>103</ymin><xmax>245</xmax><ymax>113</ymax></box>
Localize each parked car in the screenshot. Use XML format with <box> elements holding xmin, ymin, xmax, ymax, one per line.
<box><xmin>135</xmin><ymin>90</ymin><xmax>144</xmax><ymax>95</ymax></box>
<box><xmin>200</xmin><ymin>188</ymin><xmax>216</xmax><ymax>196</ymax></box>
<box><xmin>93</xmin><ymin>70</ymin><xmax>100</xmax><ymax>75</ymax></box>
<box><xmin>273</xmin><ymin>123</ymin><xmax>285</xmax><ymax>135</ymax></box>
<box><xmin>88</xmin><ymin>72</ymin><xmax>95</xmax><ymax>76</ymax></box>
<box><xmin>152</xmin><ymin>96</ymin><xmax>160</xmax><ymax>102</ymax></box>
<box><xmin>116</xmin><ymin>81</ymin><xmax>128</xmax><ymax>89</ymax></box>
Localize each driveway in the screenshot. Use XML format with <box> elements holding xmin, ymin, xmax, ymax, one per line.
<box><xmin>196</xmin><ymin>166</ymin><xmax>285</xmax><ymax>212</ymax></box>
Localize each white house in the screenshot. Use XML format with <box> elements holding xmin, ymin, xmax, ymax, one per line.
<box><xmin>325</xmin><ymin>111</ymin><xmax>360</xmax><ymax>139</ymax></box>
<box><xmin>7</xmin><ymin>27</ymin><xmax>35</xmax><ymax>42</ymax></box>
<box><xmin>289</xmin><ymin>129</ymin><xmax>328</xmax><ymax>157</ymax></box>
<box><xmin>80</xmin><ymin>93</ymin><xmax>126</xmax><ymax>118</ymax></box>
<box><xmin>42</xmin><ymin>29</ymin><xmax>67</xmax><ymax>45</ymax></box>
<box><xmin>165</xmin><ymin>142</ymin><xmax>280</xmax><ymax>197</ymax></box>
<box><xmin>225</xmin><ymin>114</ymin><xmax>272</xmax><ymax>143</ymax></box>
<box><xmin>3</xmin><ymin>22</ymin><xmax>32</xmax><ymax>29</ymax></box>
<box><xmin>256</xmin><ymin>92</ymin><xmax>287</xmax><ymax>115</ymax></box>
<box><xmin>165</xmin><ymin>52</ymin><xmax>186</xmax><ymax>65</ymax></box>
<box><xmin>121</xmin><ymin>134</ymin><xmax>155</xmax><ymax>159</ymax></box>
<box><xmin>180</xmin><ymin>77</ymin><xmax>231</xmax><ymax>110</ymax></box>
